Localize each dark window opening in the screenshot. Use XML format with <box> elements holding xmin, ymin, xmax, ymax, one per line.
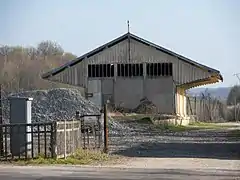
<box><xmin>103</xmin><ymin>64</ymin><xmax>107</xmax><ymax>77</ymax></box>
<box><xmin>92</xmin><ymin>64</ymin><xmax>96</xmax><ymax>77</ymax></box>
<box><xmin>146</xmin><ymin>63</ymin><xmax>173</xmax><ymax>77</ymax></box>
<box><xmin>165</xmin><ymin>63</ymin><xmax>169</xmax><ymax>76</ymax></box>
<box><xmin>139</xmin><ymin>64</ymin><xmax>143</xmax><ymax>76</ymax></box>
<box><xmin>120</xmin><ymin>64</ymin><xmax>124</xmax><ymax>76</ymax></box>
<box><xmin>169</xmin><ymin>63</ymin><xmax>173</xmax><ymax>76</ymax></box>
<box><xmin>99</xmin><ymin>64</ymin><xmax>103</xmax><ymax>77</ymax></box>
<box><xmin>110</xmin><ymin>64</ymin><xmax>114</xmax><ymax>77</ymax></box>
<box><xmin>131</xmin><ymin>64</ymin><xmax>135</xmax><ymax>76</ymax></box>
<box><xmin>96</xmin><ymin>64</ymin><xmax>100</xmax><ymax>77</ymax></box>
<box><xmin>88</xmin><ymin>64</ymin><xmax>114</xmax><ymax>78</ymax></box>
<box><xmin>125</xmin><ymin>64</ymin><xmax>129</xmax><ymax>77</ymax></box>
<box><xmin>106</xmin><ymin>64</ymin><xmax>109</xmax><ymax>77</ymax></box>
<box><xmin>157</xmin><ymin>63</ymin><xmax>161</xmax><ymax>76</ymax></box>
<box><xmin>154</xmin><ymin>63</ymin><xmax>158</xmax><ymax>76</ymax></box>
<box><xmin>88</xmin><ymin>65</ymin><xmax>92</xmax><ymax>78</ymax></box>
<box><xmin>117</xmin><ymin>64</ymin><xmax>121</xmax><ymax>76</ymax></box>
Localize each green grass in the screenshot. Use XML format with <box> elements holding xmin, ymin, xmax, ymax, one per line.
<box><xmin>189</xmin><ymin>121</ymin><xmax>238</xmax><ymax>129</ymax></box>
<box><xmin>155</xmin><ymin>122</ymin><xmax>239</xmax><ymax>132</ymax></box>
<box><xmin>112</xmin><ymin>114</ymin><xmax>153</xmax><ymax>123</ymax></box>
<box><xmin>8</xmin><ymin>149</ymin><xmax>118</xmax><ymax>166</ymax></box>
<box><xmin>137</xmin><ymin>117</ymin><xmax>153</xmax><ymax>124</ymax></box>
<box><xmin>227</xmin><ymin>129</ymin><xmax>240</xmax><ymax>137</ymax></box>
<box><xmin>155</xmin><ymin>124</ymin><xmax>200</xmax><ymax>132</ymax></box>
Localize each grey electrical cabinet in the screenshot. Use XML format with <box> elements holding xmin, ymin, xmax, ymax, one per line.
<box><xmin>9</xmin><ymin>97</ymin><xmax>33</xmax><ymax>157</ymax></box>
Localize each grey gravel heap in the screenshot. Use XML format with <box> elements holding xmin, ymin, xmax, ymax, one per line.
<box><xmin>1</xmin><ymin>88</ymin><xmax>133</xmax><ymax>136</ymax></box>
<box><xmin>2</xmin><ymin>88</ymin><xmax>100</xmax><ymax>123</ymax></box>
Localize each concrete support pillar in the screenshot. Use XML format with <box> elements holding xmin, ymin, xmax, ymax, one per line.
<box><xmin>183</xmin><ymin>94</ymin><xmax>187</xmax><ymax>117</ymax></box>
<box><xmin>180</xmin><ymin>92</ymin><xmax>184</xmax><ymax>116</ymax></box>
<box><xmin>176</xmin><ymin>87</ymin><xmax>187</xmax><ymax>117</ymax></box>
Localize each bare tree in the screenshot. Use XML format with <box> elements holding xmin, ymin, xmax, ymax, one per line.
<box><xmin>226</xmin><ymin>85</ymin><xmax>240</xmax><ymax>122</ymax></box>
<box><xmin>0</xmin><ymin>41</ymin><xmax>76</xmax><ymax>94</ymax></box>
<box><xmin>0</xmin><ymin>45</ymin><xmax>12</xmax><ymax>66</ymax></box>
<box><xmin>37</xmin><ymin>41</ymin><xmax>64</xmax><ymax>59</ymax></box>
<box><xmin>27</xmin><ymin>47</ymin><xmax>38</xmax><ymax>60</ymax></box>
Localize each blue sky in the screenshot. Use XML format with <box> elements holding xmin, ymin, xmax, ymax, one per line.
<box><xmin>0</xmin><ymin>0</ymin><xmax>239</xmax><ymax>88</ymax></box>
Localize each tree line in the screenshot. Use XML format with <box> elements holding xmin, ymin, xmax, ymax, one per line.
<box><xmin>0</xmin><ymin>41</ymin><xmax>77</xmax><ymax>94</ymax></box>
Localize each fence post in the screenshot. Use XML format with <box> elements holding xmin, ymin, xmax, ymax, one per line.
<box><xmin>72</xmin><ymin>119</ymin><xmax>74</xmax><ymax>153</ymax></box>
<box><xmin>76</xmin><ymin>111</ymin><xmax>81</xmax><ymax>149</ymax></box>
<box><xmin>194</xmin><ymin>96</ymin><xmax>197</xmax><ymax>116</ymax></box>
<box><xmin>103</xmin><ymin>103</ymin><xmax>108</xmax><ymax>154</ymax></box>
<box><xmin>64</xmin><ymin>119</ymin><xmax>67</xmax><ymax>159</ymax></box>
<box><xmin>51</xmin><ymin>121</ymin><xmax>57</xmax><ymax>159</ymax></box>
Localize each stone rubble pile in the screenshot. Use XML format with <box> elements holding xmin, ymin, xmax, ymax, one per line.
<box><xmin>2</xmin><ymin>88</ymin><xmax>100</xmax><ymax>123</ymax></box>
<box><xmin>134</xmin><ymin>98</ymin><xmax>157</xmax><ymax>114</ymax></box>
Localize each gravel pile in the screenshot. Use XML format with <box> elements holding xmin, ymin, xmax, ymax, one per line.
<box><xmin>2</xmin><ymin>88</ymin><xmax>101</xmax><ymax>123</ymax></box>
<box><xmin>1</xmin><ymin>88</ymin><xmax>133</xmax><ymax>135</ymax></box>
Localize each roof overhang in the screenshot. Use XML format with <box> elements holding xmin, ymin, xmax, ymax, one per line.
<box><xmin>178</xmin><ymin>73</ymin><xmax>223</xmax><ymax>90</ymax></box>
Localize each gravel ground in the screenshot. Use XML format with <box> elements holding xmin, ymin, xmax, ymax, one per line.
<box><xmin>108</xmin><ymin>119</ymin><xmax>240</xmax><ymax>162</ymax></box>
<box><xmin>106</xmin><ymin>120</ymin><xmax>240</xmax><ymax>173</ymax></box>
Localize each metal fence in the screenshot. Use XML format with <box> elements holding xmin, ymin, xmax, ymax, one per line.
<box><xmin>0</xmin><ymin>113</ymin><xmax>104</xmax><ymax>160</ymax></box>
<box><xmin>0</xmin><ymin>122</ymin><xmax>55</xmax><ymax>160</ymax></box>
<box><xmin>79</xmin><ymin>114</ymin><xmax>103</xmax><ymax>150</ymax></box>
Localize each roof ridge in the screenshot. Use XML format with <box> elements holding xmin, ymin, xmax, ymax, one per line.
<box><xmin>42</xmin><ymin>32</ymin><xmax>221</xmax><ymax>79</ymax></box>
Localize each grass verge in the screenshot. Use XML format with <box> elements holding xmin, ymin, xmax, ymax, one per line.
<box><xmin>156</xmin><ymin>122</ymin><xmax>239</xmax><ymax>132</ymax></box>
<box><xmin>227</xmin><ymin>129</ymin><xmax>240</xmax><ymax>138</ymax></box>
<box><xmin>155</xmin><ymin>124</ymin><xmax>200</xmax><ymax>132</ymax></box>
<box><xmin>5</xmin><ymin>149</ymin><xmax>119</xmax><ymax>166</ymax></box>
<box><xmin>112</xmin><ymin>114</ymin><xmax>151</xmax><ymax>121</ymax></box>
<box><xmin>189</xmin><ymin>121</ymin><xmax>239</xmax><ymax>129</ymax></box>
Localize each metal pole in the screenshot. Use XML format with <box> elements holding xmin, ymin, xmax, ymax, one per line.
<box><xmin>0</xmin><ymin>84</ymin><xmax>3</xmax><ymax>156</ymax></box>
<box><xmin>235</xmin><ymin>98</ymin><xmax>237</xmax><ymax>122</ymax></box>
<box><xmin>103</xmin><ymin>103</ymin><xmax>108</xmax><ymax>153</ymax></box>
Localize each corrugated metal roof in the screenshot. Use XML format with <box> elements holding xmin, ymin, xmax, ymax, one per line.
<box><xmin>42</xmin><ymin>32</ymin><xmax>222</xmax><ymax>79</ymax></box>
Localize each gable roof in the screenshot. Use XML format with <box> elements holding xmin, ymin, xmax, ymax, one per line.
<box><xmin>42</xmin><ymin>32</ymin><xmax>222</xmax><ymax>79</ymax></box>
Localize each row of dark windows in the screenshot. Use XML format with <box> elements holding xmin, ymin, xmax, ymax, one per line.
<box><xmin>117</xmin><ymin>64</ymin><xmax>143</xmax><ymax>77</ymax></box>
<box><xmin>88</xmin><ymin>64</ymin><xmax>114</xmax><ymax>78</ymax></box>
<box><xmin>88</xmin><ymin>63</ymin><xmax>173</xmax><ymax>78</ymax></box>
<box><xmin>146</xmin><ymin>63</ymin><xmax>173</xmax><ymax>76</ymax></box>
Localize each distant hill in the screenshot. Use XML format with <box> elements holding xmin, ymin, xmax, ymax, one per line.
<box><xmin>188</xmin><ymin>87</ymin><xmax>231</xmax><ymax>100</ymax></box>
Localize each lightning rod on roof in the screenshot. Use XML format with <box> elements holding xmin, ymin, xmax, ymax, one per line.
<box><xmin>127</xmin><ymin>20</ymin><xmax>130</xmax><ymax>62</ymax></box>
<box><xmin>233</xmin><ymin>73</ymin><xmax>240</xmax><ymax>84</ymax></box>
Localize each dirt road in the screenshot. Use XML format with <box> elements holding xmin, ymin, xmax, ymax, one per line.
<box><xmin>0</xmin><ymin>165</ymin><xmax>239</xmax><ymax>180</ymax></box>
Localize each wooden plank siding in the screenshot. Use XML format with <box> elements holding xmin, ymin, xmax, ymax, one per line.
<box><xmin>48</xmin><ymin>38</ymin><xmax>212</xmax><ymax>89</ymax></box>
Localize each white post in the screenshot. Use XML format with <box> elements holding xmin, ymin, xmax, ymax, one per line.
<box><xmin>72</xmin><ymin>119</ymin><xmax>74</xmax><ymax>153</ymax></box>
<box><xmin>64</xmin><ymin>119</ymin><xmax>66</xmax><ymax>159</ymax></box>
